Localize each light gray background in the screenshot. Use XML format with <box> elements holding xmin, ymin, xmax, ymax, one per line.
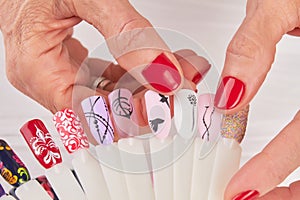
<box><xmin>0</xmin><ymin>0</ymin><xmax>299</xmax><ymax>191</ymax></box>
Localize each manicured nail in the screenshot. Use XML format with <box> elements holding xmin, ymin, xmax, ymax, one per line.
<box><xmin>198</xmin><ymin>94</ymin><xmax>222</xmax><ymax>158</ymax></box>
<box><xmin>20</xmin><ymin>119</ymin><xmax>62</xmax><ymax>169</ymax></box>
<box><xmin>36</xmin><ymin>175</ymin><xmax>58</xmax><ymax>200</ymax></box>
<box><xmin>221</xmin><ymin>105</ymin><xmax>250</xmax><ymax>143</ymax></box>
<box><xmin>0</xmin><ymin>184</ymin><xmax>5</xmax><ymax>197</ymax></box>
<box><xmin>214</xmin><ymin>76</ymin><xmax>245</xmax><ymax>110</ymax></box>
<box><xmin>174</xmin><ymin>89</ymin><xmax>198</xmax><ymax>139</ymax></box>
<box><xmin>232</xmin><ymin>190</ymin><xmax>259</xmax><ymax>200</ymax></box>
<box><xmin>0</xmin><ymin>140</ymin><xmax>30</xmax><ymax>187</ymax></box>
<box><xmin>81</xmin><ymin>96</ymin><xmax>114</xmax><ymax>145</ymax></box>
<box><xmin>192</xmin><ymin>62</ymin><xmax>210</xmax><ymax>85</ymax></box>
<box><xmin>53</xmin><ymin>108</ymin><xmax>89</xmax><ymax>153</ymax></box>
<box><xmin>108</xmin><ymin>89</ymin><xmax>139</xmax><ymax>137</ymax></box>
<box><xmin>142</xmin><ymin>53</ymin><xmax>181</xmax><ymax>93</ymax></box>
<box><xmin>145</xmin><ymin>91</ymin><xmax>171</xmax><ymax>138</ymax></box>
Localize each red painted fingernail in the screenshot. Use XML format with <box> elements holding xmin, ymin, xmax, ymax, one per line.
<box><xmin>53</xmin><ymin>108</ymin><xmax>89</xmax><ymax>154</ymax></box>
<box><xmin>20</xmin><ymin>119</ymin><xmax>62</xmax><ymax>169</ymax></box>
<box><xmin>214</xmin><ymin>76</ymin><xmax>245</xmax><ymax>110</ymax></box>
<box><xmin>192</xmin><ymin>73</ymin><xmax>202</xmax><ymax>84</ymax></box>
<box><xmin>142</xmin><ymin>53</ymin><xmax>181</xmax><ymax>93</ymax></box>
<box><xmin>232</xmin><ymin>190</ymin><xmax>259</xmax><ymax>200</ymax></box>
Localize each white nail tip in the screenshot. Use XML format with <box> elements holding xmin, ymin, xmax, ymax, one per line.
<box><xmin>197</xmin><ymin>93</ymin><xmax>222</xmax><ymax>159</ymax></box>
<box><xmin>174</xmin><ymin>89</ymin><xmax>198</xmax><ymax>139</ymax></box>
<box><xmin>145</xmin><ymin>91</ymin><xmax>171</xmax><ymax>139</ymax></box>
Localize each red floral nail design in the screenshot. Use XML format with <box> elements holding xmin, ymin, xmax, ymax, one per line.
<box><xmin>20</xmin><ymin>119</ymin><xmax>62</xmax><ymax>169</ymax></box>
<box><xmin>53</xmin><ymin>108</ymin><xmax>89</xmax><ymax>153</ymax></box>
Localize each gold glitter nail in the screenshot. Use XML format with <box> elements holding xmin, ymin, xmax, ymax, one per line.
<box><xmin>221</xmin><ymin>105</ymin><xmax>250</xmax><ymax>143</ymax></box>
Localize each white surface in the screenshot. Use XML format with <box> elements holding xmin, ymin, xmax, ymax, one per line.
<box><xmin>0</xmin><ymin>0</ymin><xmax>300</xmax><ymax>193</ymax></box>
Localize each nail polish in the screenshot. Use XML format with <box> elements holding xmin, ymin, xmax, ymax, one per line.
<box><xmin>53</xmin><ymin>108</ymin><xmax>111</xmax><ymax>200</ymax></box>
<box><xmin>174</xmin><ymin>89</ymin><xmax>198</xmax><ymax>139</ymax></box>
<box><xmin>232</xmin><ymin>190</ymin><xmax>259</xmax><ymax>200</ymax></box>
<box><xmin>108</xmin><ymin>89</ymin><xmax>139</xmax><ymax>137</ymax></box>
<box><xmin>214</xmin><ymin>76</ymin><xmax>245</xmax><ymax>110</ymax></box>
<box><xmin>145</xmin><ymin>90</ymin><xmax>171</xmax><ymax>138</ymax></box>
<box><xmin>0</xmin><ymin>184</ymin><xmax>5</xmax><ymax>197</ymax></box>
<box><xmin>0</xmin><ymin>140</ymin><xmax>30</xmax><ymax>187</ymax></box>
<box><xmin>35</xmin><ymin>176</ymin><xmax>58</xmax><ymax>200</ymax></box>
<box><xmin>192</xmin><ymin>73</ymin><xmax>202</xmax><ymax>85</ymax></box>
<box><xmin>142</xmin><ymin>53</ymin><xmax>181</xmax><ymax>93</ymax></box>
<box><xmin>53</xmin><ymin>108</ymin><xmax>89</xmax><ymax>153</ymax></box>
<box><xmin>20</xmin><ymin>119</ymin><xmax>62</xmax><ymax>169</ymax></box>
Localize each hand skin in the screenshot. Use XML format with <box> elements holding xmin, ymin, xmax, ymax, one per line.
<box><xmin>220</xmin><ymin>0</ymin><xmax>300</xmax><ymax>199</ymax></box>
<box><xmin>0</xmin><ymin>0</ymin><xmax>206</xmax><ymax>114</ymax></box>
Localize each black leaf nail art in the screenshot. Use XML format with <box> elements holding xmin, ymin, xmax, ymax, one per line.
<box><xmin>112</xmin><ymin>89</ymin><xmax>133</xmax><ymax>119</ymax></box>
<box><xmin>149</xmin><ymin>118</ymin><xmax>165</xmax><ymax>132</ymax></box>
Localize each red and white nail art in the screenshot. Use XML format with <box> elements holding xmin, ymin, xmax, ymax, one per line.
<box><xmin>53</xmin><ymin>108</ymin><xmax>89</xmax><ymax>153</ymax></box>
<box><xmin>20</xmin><ymin>119</ymin><xmax>62</xmax><ymax>169</ymax></box>
<box><xmin>145</xmin><ymin>90</ymin><xmax>171</xmax><ymax>138</ymax></box>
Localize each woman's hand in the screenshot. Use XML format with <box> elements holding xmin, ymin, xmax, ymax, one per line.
<box><xmin>217</xmin><ymin>0</ymin><xmax>300</xmax><ymax>199</ymax></box>
<box><xmin>0</xmin><ymin>0</ymin><xmax>205</xmax><ymax>114</ymax></box>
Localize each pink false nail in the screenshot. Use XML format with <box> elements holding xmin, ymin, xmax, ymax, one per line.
<box><xmin>53</xmin><ymin>108</ymin><xmax>89</xmax><ymax>153</ymax></box>
<box><xmin>20</xmin><ymin>119</ymin><xmax>62</xmax><ymax>169</ymax></box>
<box><xmin>81</xmin><ymin>96</ymin><xmax>115</xmax><ymax>145</ymax></box>
<box><xmin>145</xmin><ymin>90</ymin><xmax>171</xmax><ymax>138</ymax></box>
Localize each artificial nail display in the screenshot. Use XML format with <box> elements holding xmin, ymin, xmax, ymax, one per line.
<box><xmin>221</xmin><ymin>105</ymin><xmax>250</xmax><ymax>143</ymax></box>
<box><xmin>108</xmin><ymin>89</ymin><xmax>139</xmax><ymax>137</ymax></box>
<box><xmin>0</xmin><ymin>184</ymin><xmax>4</xmax><ymax>197</ymax></box>
<box><xmin>197</xmin><ymin>94</ymin><xmax>222</xmax><ymax>158</ymax></box>
<box><xmin>174</xmin><ymin>89</ymin><xmax>198</xmax><ymax>139</ymax></box>
<box><xmin>20</xmin><ymin>119</ymin><xmax>62</xmax><ymax>169</ymax></box>
<box><xmin>53</xmin><ymin>108</ymin><xmax>89</xmax><ymax>153</ymax></box>
<box><xmin>81</xmin><ymin>96</ymin><xmax>114</xmax><ymax>145</ymax></box>
<box><xmin>214</xmin><ymin>76</ymin><xmax>245</xmax><ymax>110</ymax></box>
<box><xmin>145</xmin><ymin>90</ymin><xmax>171</xmax><ymax>138</ymax></box>
<box><xmin>142</xmin><ymin>53</ymin><xmax>181</xmax><ymax>93</ymax></box>
<box><xmin>0</xmin><ymin>140</ymin><xmax>30</xmax><ymax>187</ymax></box>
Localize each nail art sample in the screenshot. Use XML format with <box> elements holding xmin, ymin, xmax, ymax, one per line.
<box><xmin>197</xmin><ymin>94</ymin><xmax>222</xmax><ymax>158</ymax></box>
<box><xmin>20</xmin><ymin>119</ymin><xmax>62</xmax><ymax>169</ymax></box>
<box><xmin>174</xmin><ymin>89</ymin><xmax>198</xmax><ymax>139</ymax></box>
<box><xmin>221</xmin><ymin>105</ymin><xmax>250</xmax><ymax>143</ymax></box>
<box><xmin>36</xmin><ymin>176</ymin><xmax>58</xmax><ymax>200</ymax></box>
<box><xmin>214</xmin><ymin>76</ymin><xmax>245</xmax><ymax>110</ymax></box>
<box><xmin>145</xmin><ymin>91</ymin><xmax>171</xmax><ymax>138</ymax></box>
<box><xmin>232</xmin><ymin>190</ymin><xmax>259</xmax><ymax>200</ymax></box>
<box><xmin>108</xmin><ymin>89</ymin><xmax>139</xmax><ymax>137</ymax></box>
<box><xmin>0</xmin><ymin>184</ymin><xmax>5</xmax><ymax>197</ymax></box>
<box><xmin>53</xmin><ymin>108</ymin><xmax>89</xmax><ymax>153</ymax></box>
<box><xmin>0</xmin><ymin>140</ymin><xmax>30</xmax><ymax>187</ymax></box>
<box><xmin>142</xmin><ymin>53</ymin><xmax>181</xmax><ymax>93</ymax></box>
<box><xmin>81</xmin><ymin>96</ymin><xmax>114</xmax><ymax>145</ymax></box>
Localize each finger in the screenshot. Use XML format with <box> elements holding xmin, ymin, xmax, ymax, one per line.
<box><xmin>225</xmin><ymin>110</ymin><xmax>300</xmax><ymax>199</ymax></box>
<box><xmin>258</xmin><ymin>181</ymin><xmax>300</xmax><ymax>199</ymax></box>
<box><xmin>67</xmin><ymin>0</ymin><xmax>184</xmax><ymax>95</ymax></box>
<box><xmin>214</xmin><ymin>0</ymin><xmax>300</xmax><ymax>112</ymax></box>
<box><xmin>175</xmin><ymin>51</ymin><xmax>211</xmax><ymax>85</ymax></box>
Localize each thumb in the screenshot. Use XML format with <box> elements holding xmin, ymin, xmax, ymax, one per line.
<box><xmin>69</xmin><ymin>0</ymin><xmax>185</xmax><ymax>94</ymax></box>
<box><xmin>214</xmin><ymin>0</ymin><xmax>300</xmax><ymax>112</ymax></box>
<box><xmin>225</xmin><ymin>110</ymin><xmax>300</xmax><ymax>199</ymax></box>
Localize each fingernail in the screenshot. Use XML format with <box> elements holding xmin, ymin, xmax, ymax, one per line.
<box><xmin>108</xmin><ymin>89</ymin><xmax>139</xmax><ymax>137</ymax></box>
<box><xmin>192</xmin><ymin>73</ymin><xmax>202</xmax><ymax>85</ymax></box>
<box><xmin>142</xmin><ymin>53</ymin><xmax>182</xmax><ymax>93</ymax></box>
<box><xmin>53</xmin><ymin>108</ymin><xmax>89</xmax><ymax>153</ymax></box>
<box><xmin>174</xmin><ymin>89</ymin><xmax>198</xmax><ymax>139</ymax></box>
<box><xmin>197</xmin><ymin>93</ymin><xmax>222</xmax><ymax>158</ymax></box>
<box><xmin>214</xmin><ymin>76</ymin><xmax>245</xmax><ymax>110</ymax></box>
<box><xmin>0</xmin><ymin>140</ymin><xmax>30</xmax><ymax>187</ymax></box>
<box><xmin>81</xmin><ymin>96</ymin><xmax>115</xmax><ymax>145</ymax></box>
<box><xmin>221</xmin><ymin>105</ymin><xmax>250</xmax><ymax>143</ymax></box>
<box><xmin>145</xmin><ymin>91</ymin><xmax>171</xmax><ymax>138</ymax></box>
<box><xmin>20</xmin><ymin>119</ymin><xmax>62</xmax><ymax>169</ymax></box>
<box><xmin>232</xmin><ymin>190</ymin><xmax>259</xmax><ymax>200</ymax></box>
<box><xmin>0</xmin><ymin>184</ymin><xmax>5</xmax><ymax>197</ymax></box>
<box><xmin>36</xmin><ymin>175</ymin><xmax>58</xmax><ymax>199</ymax></box>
